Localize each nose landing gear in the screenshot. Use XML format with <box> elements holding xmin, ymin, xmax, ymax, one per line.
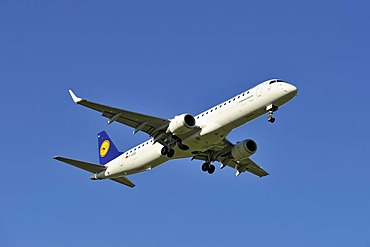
<box><xmin>267</xmin><ymin>114</ymin><xmax>275</xmax><ymax>123</ymax></box>
<box><xmin>266</xmin><ymin>104</ymin><xmax>278</xmax><ymax>123</ymax></box>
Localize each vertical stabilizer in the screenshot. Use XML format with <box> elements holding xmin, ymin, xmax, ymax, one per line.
<box><xmin>98</xmin><ymin>131</ymin><xmax>122</xmax><ymax>165</ymax></box>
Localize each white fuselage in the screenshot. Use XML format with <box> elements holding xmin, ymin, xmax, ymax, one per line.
<box><xmin>104</xmin><ymin>79</ymin><xmax>297</xmax><ymax>178</ymax></box>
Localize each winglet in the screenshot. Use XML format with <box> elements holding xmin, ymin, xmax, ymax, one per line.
<box><xmin>69</xmin><ymin>90</ymin><xmax>83</xmax><ymax>104</ymax></box>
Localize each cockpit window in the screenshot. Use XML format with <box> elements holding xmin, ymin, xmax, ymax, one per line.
<box><xmin>269</xmin><ymin>79</ymin><xmax>285</xmax><ymax>84</ymax></box>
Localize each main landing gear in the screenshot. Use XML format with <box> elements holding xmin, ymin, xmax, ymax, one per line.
<box><xmin>200</xmin><ymin>152</ymin><xmax>216</xmax><ymax>174</ymax></box>
<box><xmin>161</xmin><ymin>146</ymin><xmax>175</xmax><ymax>158</ymax></box>
<box><xmin>266</xmin><ymin>104</ymin><xmax>279</xmax><ymax>123</ymax></box>
<box><xmin>160</xmin><ymin>135</ymin><xmax>190</xmax><ymax>158</ymax></box>
<box><xmin>201</xmin><ymin>162</ymin><xmax>215</xmax><ymax>174</ymax></box>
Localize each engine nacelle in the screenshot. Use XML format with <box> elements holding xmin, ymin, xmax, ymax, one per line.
<box><xmin>167</xmin><ymin>113</ymin><xmax>196</xmax><ymax>135</ymax></box>
<box><xmin>231</xmin><ymin>139</ymin><xmax>257</xmax><ymax>160</ymax></box>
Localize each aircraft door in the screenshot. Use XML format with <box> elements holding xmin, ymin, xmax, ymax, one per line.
<box><xmin>256</xmin><ymin>85</ymin><xmax>262</xmax><ymax>97</ymax></box>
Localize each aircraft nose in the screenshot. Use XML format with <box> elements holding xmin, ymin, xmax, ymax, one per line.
<box><xmin>282</xmin><ymin>83</ymin><xmax>298</xmax><ymax>96</ymax></box>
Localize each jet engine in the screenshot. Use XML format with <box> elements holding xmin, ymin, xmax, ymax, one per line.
<box><xmin>167</xmin><ymin>114</ymin><xmax>196</xmax><ymax>135</ymax></box>
<box><xmin>231</xmin><ymin>139</ymin><xmax>257</xmax><ymax>160</ymax></box>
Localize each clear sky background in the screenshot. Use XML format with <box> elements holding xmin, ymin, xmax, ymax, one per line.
<box><xmin>1</xmin><ymin>1</ymin><xmax>369</xmax><ymax>246</ymax></box>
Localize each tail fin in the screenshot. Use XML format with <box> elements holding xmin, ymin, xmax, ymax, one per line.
<box><xmin>98</xmin><ymin>131</ymin><xmax>122</xmax><ymax>165</ymax></box>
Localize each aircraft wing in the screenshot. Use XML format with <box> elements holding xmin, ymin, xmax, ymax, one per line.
<box><xmin>68</xmin><ymin>90</ymin><xmax>169</xmax><ymax>137</ymax></box>
<box><xmin>226</xmin><ymin>158</ymin><xmax>269</xmax><ymax>177</ymax></box>
<box><xmin>191</xmin><ymin>139</ymin><xmax>269</xmax><ymax>177</ymax></box>
<box><xmin>54</xmin><ymin>156</ymin><xmax>136</xmax><ymax>188</ymax></box>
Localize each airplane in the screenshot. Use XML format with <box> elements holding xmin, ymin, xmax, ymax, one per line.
<box><xmin>54</xmin><ymin>79</ymin><xmax>298</xmax><ymax>188</ymax></box>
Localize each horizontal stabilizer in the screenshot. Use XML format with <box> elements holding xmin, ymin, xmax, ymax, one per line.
<box><xmin>54</xmin><ymin>156</ymin><xmax>136</xmax><ymax>188</ymax></box>
<box><xmin>54</xmin><ymin>156</ymin><xmax>105</xmax><ymax>173</ymax></box>
<box><xmin>111</xmin><ymin>177</ymin><xmax>136</xmax><ymax>188</ymax></box>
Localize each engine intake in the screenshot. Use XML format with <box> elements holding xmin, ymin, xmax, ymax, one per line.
<box><xmin>167</xmin><ymin>113</ymin><xmax>196</xmax><ymax>135</ymax></box>
<box><xmin>231</xmin><ymin>139</ymin><xmax>257</xmax><ymax>160</ymax></box>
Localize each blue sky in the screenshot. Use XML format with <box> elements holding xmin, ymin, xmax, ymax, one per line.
<box><xmin>1</xmin><ymin>0</ymin><xmax>369</xmax><ymax>246</ymax></box>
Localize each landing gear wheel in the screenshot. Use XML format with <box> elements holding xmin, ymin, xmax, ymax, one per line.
<box><xmin>201</xmin><ymin>162</ymin><xmax>210</xmax><ymax>172</ymax></box>
<box><xmin>167</xmin><ymin>149</ymin><xmax>175</xmax><ymax>158</ymax></box>
<box><xmin>208</xmin><ymin>164</ymin><xmax>215</xmax><ymax>174</ymax></box>
<box><xmin>178</xmin><ymin>143</ymin><xmax>189</xmax><ymax>150</ymax></box>
<box><xmin>267</xmin><ymin>115</ymin><xmax>275</xmax><ymax>123</ymax></box>
<box><xmin>266</xmin><ymin>105</ymin><xmax>278</xmax><ymax>123</ymax></box>
<box><xmin>161</xmin><ymin>146</ymin><xmax>168</xmax><ymax>156</ymax></box>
